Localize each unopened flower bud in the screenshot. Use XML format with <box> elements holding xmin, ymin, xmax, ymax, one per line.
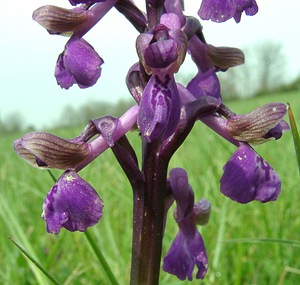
<box><xmin>33</xmin><ymin>5</ymin><xmax>89</xmax><ymax>35</ymax></box>
<box><xmin>194</xmin><ymin>199</ymin><xmax>211</xmax><ymax>226</ymax></box>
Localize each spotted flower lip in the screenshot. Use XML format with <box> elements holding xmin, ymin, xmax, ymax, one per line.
<box><xmin>198</xmin><ymin>0</ymin><xmax>258</xmax><ymax>23</ymax></box>
<box><xmin>137</xmin><ymin>73</ymin><xmax>181</xmax><ymax>142</ymax></box>
<box><xmin>55</xmin><ymin>38</ymin><xmax>104</xmax><ymax>89</ymax></box>
<box><xmin>220</xmin><ymin>143</ymin><xmax>281</xmax><ymax>204</ymax></box>
<box><xmin>42</xmin><ymin>170</ymin><xmax>103</xmax><ymax>234</ymax></box>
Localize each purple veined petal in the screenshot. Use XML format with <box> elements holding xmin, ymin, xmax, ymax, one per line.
<box><xmin>162</xmin><ymin>228</ymin><xmax>208</xmax><ymax>280</ymax></box>
<box><xmin>137</xmin><ymin>73</ymin><xmax>181</xmax><ymax>142</ymax></box>
<box><xmin>220</xmin><ymin>143</ymin><xmax>281</xmax><ymax>203</ymax></box>
<box><xmin>225</xmin><ymin>103</ymin><xmax>288</xmax><ymax>144</ymax></box>
<box><xmin>42</xmin><ymin>170</ymin><xmax>103</xmax><ymax>234</ymax></box>
<box><xmin>55</xmin><ymin>38</ymin><xmax>104</xmax><ymax>89</ymax></box>
<box><xmin>32</xmin><ymin>5</ymin><xmax>89</xmax><ymax>36</ymax></box>
<box><xmin>13</xmin><ymin>132</ymin><xmax>90</xmax><ymax>170</ymax></box>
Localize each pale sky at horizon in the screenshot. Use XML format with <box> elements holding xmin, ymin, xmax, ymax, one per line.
<box><xmin>1</xmin><ymin>0</ymin><xmax>300</xmax><ymax>129</ymax></box>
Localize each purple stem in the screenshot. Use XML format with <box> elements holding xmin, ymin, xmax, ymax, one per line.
<box><xmin>75</xmin><ymin>105</ymin><xmax>139</xmax><ymax>171</ymax></box>
<box><xmin>74</xmin><ymin>0</ymin><xmax>119</xmax><ymax>38</ymax></box>
<box><xmin>130</xmin><ymin>139</ymin><xmax>168</xmax><ymax>285</ymax></box>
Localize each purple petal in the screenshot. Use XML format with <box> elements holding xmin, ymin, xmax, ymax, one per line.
<box><xmin>42</xmin><ymin>170</ymin><xmax>103</xmax><ymax>234</ymax></box>
<box><xmin>163</xmin><ymin>229</ymin><xmax>208</xmax><ymax>280</ymax></box>
<box><xmin>55</xmin><ymin>38</ymin><xmax>103</xmax><ymax>89</ymax></box>
<box><xmin>233</xmin><ymin>0</ymin><xmax>258</xmax><ymax>22</ymax></box>
<box><xmin>187</xmin><ymin>69</ymin><xmax>221</xmax><ymax>100</ymax></box>
<box><xmin>55</xmin><ymin>53</ymin><xmax>76</xmax><ymax>89</ymax></box>
<box><xmin>263</xmin><ymin>121</ymin><xmax>290</xmax><ymax>140</ymax></box>
<box><xmin>220</xmin><ymin>144</ymin><xmax>281</xmax><ymax>203</ymax></box>
<box><xmin>198</xmin><ymin>0</ymin><xmax>258</xmax><ymax>23</ymax></box>
<box><xmin>144</xmin><ymin>38</ymin><xmax>178</xmax><ymax>69</ymax></box>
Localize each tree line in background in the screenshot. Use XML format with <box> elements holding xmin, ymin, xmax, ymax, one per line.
<box><xmin>1</xmin><ymin>41</ymin><xmax>299</xmax><ymax>135</ymax></box>
<box><xmin>218</xmin><ymin>41</ymin><xmax>300</xmax><ymax>99</ymax></box>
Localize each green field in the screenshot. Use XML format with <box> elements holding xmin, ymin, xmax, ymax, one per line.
<box><xmin>1</xmin><ymin>91</ymin><xmax>300</xmax><ymax>285</ymax></box>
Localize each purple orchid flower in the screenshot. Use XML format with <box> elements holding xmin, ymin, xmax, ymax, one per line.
<box><xmin>198</xmin><ymin>0</ymin><xmax>258</xmax><ymax>23</ymax></box>
<box><xmin>55</xmin><ymin>38</ymin><xmax>104</xmax><ymax>89</ymax></box>
<box><xmin>136</xmin><ymin>13</ymin><xmax>187</xmax><ymax>141</ymax></box>
<box><xmin>42</xmin><ymin>170</ymin><xmax>103</xmax><ymax>234</ymax></box>
<box><xmin>220</xmin><ymin>143</ymin><xmax>281</xmax><ymax>203</ymax></box>
<box><xmin>163</xmin><ymin>168</ymin><xmax>208</xmax><ymax>280</ymax></box>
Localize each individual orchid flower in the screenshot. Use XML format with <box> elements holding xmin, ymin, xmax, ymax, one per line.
<box><xmin>187</xmin><ymin>35</ymin><xmax>245</xmax><ymax>100</ymax></box>
<box><xmin>163</xmin><ymin>168</ymin><xmax>208</xmax><ymax>281</ymax></box>
<box><xmin>42</xmin><ymin>170</ymin><xmax>103</xmax><ymax>234</ymax></box>
<box><xmin>217</xmin><ymin>103</ymin><xmax>289</xmax><ymax>203</ymax></box>
<box><xmin>33</xmin><ymin>1</ymin><xmax>118</xmax><ymax>89</ymax></box>
<box><xmin>220</xmin><ymin>143</ymin><xmax>281</xmax><ymax>203</ymax></box>
<box><xmin>55</xmin><ymin>38</ymin><xmax>104</xmax><ymax>89</ymax></box>
<box><xmin>198</xmin><ymin>0</ymin><xmax>258</xmax><ymax>23</ymax></box>
<box><xmin>136</xmin><ymin>13</ymin><xmax>187</xmax><ymax>141</ymax></box>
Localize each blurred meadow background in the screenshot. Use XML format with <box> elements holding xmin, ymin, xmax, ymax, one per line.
<box><xmin>1</xmin><ymin>0</ymin><xmax>300</xmax><ymax>284</ymax></box>
<box><xmin>1</xmin><ymin>90</ymin><xmax>300</xmax><ymax>285</ymax></box>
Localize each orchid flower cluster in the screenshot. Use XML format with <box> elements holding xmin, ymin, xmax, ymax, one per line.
<box><xmin>14</xmin><ymin>0</ymin><xmax>289</xmax><ymax>283</ymax></box>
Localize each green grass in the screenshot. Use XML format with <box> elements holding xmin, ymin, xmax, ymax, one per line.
<box><xmin>1</xmin><ymin>91</ymin><xmax>300</xmax><ymax>285</ymax></box>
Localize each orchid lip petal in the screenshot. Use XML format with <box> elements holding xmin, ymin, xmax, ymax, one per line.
<box><xmin>42</xmin><ymin>170</ymin><xmax>103</xmax><ymax>234</ymax></box>
<box><xmin>220</xmin><ymin>144</ymin><xmax>281</xmax><ymax>203</ymax></box>
<box><xmin>55</xmin><ymin>38</ymin><xmax>104</xmax><ymax>89</ymax></box>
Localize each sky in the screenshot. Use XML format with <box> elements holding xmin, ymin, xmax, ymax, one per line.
<box><xmin>1</xmin><ymin>0</ymin><xmax>300</xmax><ymax>129</ymax></box>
